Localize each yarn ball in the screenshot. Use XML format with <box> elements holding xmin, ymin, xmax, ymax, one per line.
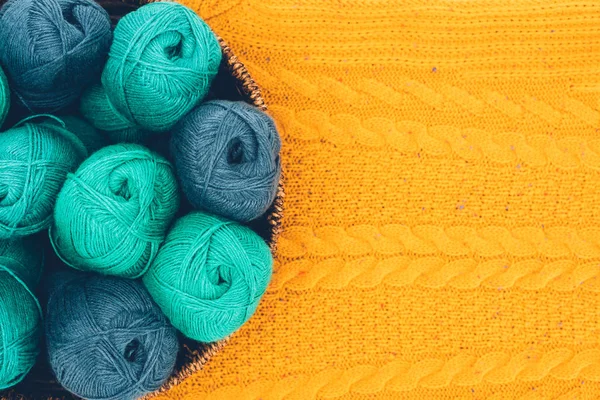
<box><xmin>0</xmin><ymin>115</ymin><xmax>89</xmax><ymax>238</ymax></box>
<box><xmin>80</xmin><ymin>83</ymin><xmax>145</xmax><ymax>143</ymax></box>
<box><xmin>50</xmin><ymin>143</ymin><xmax>179</xmax><ymax>279</ymax></box>
<box><xmin>0</xmin><ymin>66</ymin><xmax>8</xmax><ymax>127</ymax></box>
<box><xmin>0</xmin><ymin>0</ymin><xmax>112</xmax><ymax>112</ymax></box>
<box><xmin>0</xmin><ymin>236</ymin><xmax>44</xmax><ymax>289</ymax></box>
<box><xmin>61</xmin><ymin>115</ymin><xmax>107</xmax><ymax>153</ymax></box>
<box><xmin>0</xmin><ymin>237</ymin><xmax>43</xmax><ymax>389</ymax></box>
<box><xmin>81</xmin><ymin>1</ymin><xmax>221</xmax><ymax>140</ymax></box>
<box><xmin>143</xmin><ymin>211</ymin><xmax>273</xmax><ymax>342</ymax></box>
<box><xmin>171</xmin><ymin>100</ymin><xmax>281</xmax><ymax>222</ymax></box>
<box><xmin>46</xmin><ymin>273</ymin><xmax>179</xmax><ymax>400</ymax></box>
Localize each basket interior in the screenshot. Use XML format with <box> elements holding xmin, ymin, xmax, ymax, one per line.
<box><xmin>0</xmin><ymin>0</ymin><xmax>280</xmax><ymax>398</ymax></box>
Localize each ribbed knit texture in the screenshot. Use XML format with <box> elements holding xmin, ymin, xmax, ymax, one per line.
<box><xmin>160</xmin><ymin>0</ymin><xmax>600</xmax><ymax>398</ymax></box>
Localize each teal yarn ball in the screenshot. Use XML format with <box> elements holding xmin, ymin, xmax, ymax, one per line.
<box><xmin>81</xmin><ymin>2</ymin><xmax>222</xmax><ymax>141</ymax></box>
<box><xmin>50</xmin><ymin>144</ymin><xmax>179</xmax><ymax>279</ymax></box>
<box><xmin>103</xmin><ymin>2</ymin><xmax>222</xmax><ymax>131</ymax></box>
<box><xmin>45</xmin><ymin>273</ymin><xmax>179</xmax><ymax>400</ymax></box>
<box><xmin>0</xmin><ymin>66</ymin><xmax>9</xmax><ymax>127</ymax></box>
<box><xmin>0</xmin><ymin>115</ymin><xmax>90</xmax><ymax>238</ymax></box>
<box><xmin>0</xmin><ymin>0</ymin><xmax>112</xmax><ymax>112</ymax></box>
<box><xmin>0</xmin><ymin>235</ymin><xmax>44</xmax><ymax>289</ymax></box>
<box><xmin>143</xmin><ymin>211</ymin><xmax>273</xmax><ymax>342</ymax></box>
<box><xmin>60</xmin><ymin>115</ymin><xmax>107</xmax><ymax>153</ymax></box>
<box><xmin>0</xmin><ymin>237</ymin><xmax>43</xmax><ymax>389</ymax></box>
<box><xmin>80</xmin><ymin>83</ymin><xmax>145</xmax><ymax>143</ymax></box>
<box><xmin>171</xmin><ymin>100</ymin><xmax>281</xmax><ymax>222</ymax></box>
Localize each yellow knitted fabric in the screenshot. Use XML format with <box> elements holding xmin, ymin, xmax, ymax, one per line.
<box><xmin>161</xmin><ymin>0</ymin><xmax>600</xmax><ymax>398</ymax></box>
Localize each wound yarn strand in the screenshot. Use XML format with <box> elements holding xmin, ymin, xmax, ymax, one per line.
<box><xmin>0</xmin><ymin>0</ymin><xmax>112</xmax><ymax>112</ymax></box>
<box><xmin>0</xmin><ymin>115</ymin><xmax>98</xmax><ymax>238</ymax></box>
<box><xmin>50</xmin><ymin>144</ymin><xmax>179</xmax><ymax>278</ymax></box>
<box><xmin>45</xmin><ymin>273</ymin><xmax>179</xmax><ymax>400</ymax></box>
<box><xmin>143</xmin><ymin>211</ymin><xmax>273</xmax><ymax>343</ymax></box>
<box><xmin>171</xmin><ymin>100</ymin><xmax>281</xmax><ymax>222</ymax></box>
<box><xmin>0</xmin><ymin>236</ymin><xmax>44</xmax><ymax>390</ymax></box>
<box><xmin>81</xmin><ymin>2</ymin><xmax>221</xmax><ymax>142</ymax></box>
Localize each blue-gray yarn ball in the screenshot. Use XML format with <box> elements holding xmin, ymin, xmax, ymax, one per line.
<box><xmin>45</xmin><ymin>273</ymin><xmax>179</xmax><ymax>400</ymax></box>
<box><xmin>171</xmin><ymin>100</ymin><xmax>281</xmax><ymax>222</ymax></box>
<box><xmin>0</xmin><ymin>0</ymin><xmax>112</xmax><ymax>112</ymax></box>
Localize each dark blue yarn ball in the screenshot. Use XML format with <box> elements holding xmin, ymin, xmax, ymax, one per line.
<box><xmin>171</xmin><ymin>100</ymin><xmax>282</xmax><ymax>222</ymax></box>
<box><xmin>0</xmin><ymin>0</ymin><xmax>112</xmax><ymax>112</ymax></box>
<box><xmin>45</xmin><ymin>273</ymin><xmax>179</xmax><ymax>400</ymax></box>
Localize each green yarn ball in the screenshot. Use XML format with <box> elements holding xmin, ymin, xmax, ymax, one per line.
<box><xmin>0</xmin><ymin>66</ymin><xmax>8</xmax><ymax>128</ymax></box>
<box><xmin>80</xmin><ymin>83</ymin><xmax>144</xmax><ymax>143</ymax></box>
<box><xmin>143</xmin><ymin>211</ymin><xmax>273</xmax><ymax>342</ymax></box>
<box><xmin>0</xmin><ymin>116</ymin><xmax>90</xmax><ymax>238</ymax></box>
<box><xmin>60</xmin><ymin>115</ymin><xmax>107</xmax><ymax>153</ymax></box>
<box><xmin>82</xmin><ymin>2</ymin><xmax>222</xmax><ymax>142</ymax></box>
<box><xmin>0</xmin><ymin>236</ymin><xmax>43</xmax><ymax>289</ymax></box>
<box><xmin>0</xmin><ymin>237</ymin><xmax>43</xmax><ymax>389</ymax></box>
<box><xmin>50</xmin><ymin>144</ymin><xmax>180</xmax><ymax>279</ymax></box>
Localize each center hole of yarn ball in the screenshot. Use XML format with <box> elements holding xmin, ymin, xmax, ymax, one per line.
<box><xmin>227</xmin><ymin>138</ymin><xmax>244</xmax><ymax>165</ymax></box>
<box><xmin>109</xmin><ymin>177</ymin><xmax>131</xmax><ymax>201</ymax></box>
<box><xmin>61</xmin><ymin>4</ymin><xmax>84</xmax><ymax>33</ymax></box>
<box><xmin>165</xmin><ymin>40</ymin><xmax>183</xmax><ymax>60</ymax></box>
<box><xmin>124</xmin><ymin>339</ymin><xmax>141</xmax><ymax>363</ymax></box>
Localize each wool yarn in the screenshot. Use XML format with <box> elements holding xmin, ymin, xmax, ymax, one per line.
<box><xmin>61</xmin><ymin>115</ymin><xmax>107</xmax><ymax>153</ymax></box>
<box><xmin>50</xmin><ymin>144</ymin><xmax>179</xmax><ymax>279</ymax></box>
<box><xmin>0</xmin><ymin>237</ymin><xmax>43</xmax><ymax>389</ymax></box>
<box><xmin>0</xmin><ymin>235</ymin><xmax>44</xmax><ymax>289</ymax></box>
<box><xmin>0</xmin><ymin>66</ymin><xmax>9</xmax><ymax>127</ymax></box>
<box><xmin>46</xmin><ymin>273</ymin><xmax>179</xmax><ymax>400</ymax></box>
<box><xmin>0</xmin><ymin>116</ymin><xmax>89</xmax><ymax>238</ymax></box>
<box><xmin>80</xmin><ymin>84</ymin><xmax>145</xmax><ymax>143</ymax></box>
<box><xmin>171</xmin><ymin>100</ymin><xmax>281</xmax><ymax>222</ymax></box>
<box><xmin>143</xmin><ymin>211</ymin><xmax>273</xmax><ymax>342</ymax></box>
<box><xmin>80</xmin><ymin>2</ymin><xmax>221</xmax><ymax>141</ymax></box>
<box><xmin>0</xmin><ymin>0</ymin><xmax>112</xmax><ymax>112</ymax></box>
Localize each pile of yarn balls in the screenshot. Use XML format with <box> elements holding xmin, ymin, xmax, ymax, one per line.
<box><xmin>0</xmin><ymin>0</ymin><xmax>281</xmax><ymax>399</ymax></box>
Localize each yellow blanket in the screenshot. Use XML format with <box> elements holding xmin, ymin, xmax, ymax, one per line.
<box><xmin>161</xmin><ymin>0</ymin><xmax>600</xmax><ymax>398</ymax></box>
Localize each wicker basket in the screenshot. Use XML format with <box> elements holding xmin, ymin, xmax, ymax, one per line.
<box><xmin>0</xmin><ymin>0</ymin><xmax>284</xmax><ymax>398</ymax></box>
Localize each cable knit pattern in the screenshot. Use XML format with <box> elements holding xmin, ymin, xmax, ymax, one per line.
<box><xmin>163</xmin><ymin>349</ymin><xmax>600</xmax><ymax>399</ymax></box>
<box><xmin>270</xmin><ymin>106</ymin><xmax>600</xmax><ymax>170</ymax></box>
<box><xmin>278</xmin><ymin>225</ymin><xmax>600</xmax><ymax>258</ymax></box>
<box><xmin>269</xmin><ymin>258</ymin><xmax>600</xmax><ymax>291</ymax></box>
<box><xmin>161</xmin><ymin>0</ymin><xmax>600</xmax><ymax>399</ymax></box>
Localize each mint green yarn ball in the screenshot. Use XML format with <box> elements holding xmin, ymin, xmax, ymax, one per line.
<box><xmin>50</xmin><ymin>144</ymin><xmax>180</xmax><ymax>279</ymax></box>
<box><xmin>143</xmin><ymin>211</ymin><xmax>273</xmax><ymax>342</ymax></box>
<box><xmin>0</xmin><ymin>237</ymin><xmax>43</xmax><ymax>389</ymax></box>
<box><xmin>95</xmin><ymin>2</ymin><xmax>221</xmax><ymax>137</ymax></box>
<box><xmin>0</xmin><ymin>116</ymin><xmax>89</xmax><ymax>238</ymax></box>
<box><xmin>0</xmin><ymin>67</ymin><xmax>8</xmax><ymax>127</ymax></box>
